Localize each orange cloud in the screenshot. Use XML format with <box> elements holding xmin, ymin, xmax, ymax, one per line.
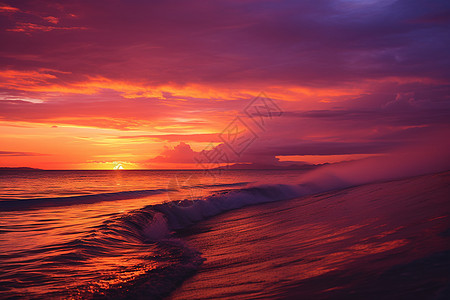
<box><xmin>43</xmin><ymin>16</ymin><xmax>59</xmax><ymax>24</ymax></box>
<box><xmin>0</xmin><ymin>69</ymin><xmax>361</xmax><ymax>103</ymax></box>
<box><xmin>6</xmin><ymin>22</ymin><xmax>87</xmax><ymax>33</ymax></box>
<box><xmin>0</xmin><ymin>3</ymin><xmax>19</xmax><ymax>13</ymax></box>
<box><xmin>1</xmin><ymin>68</ymin><xmax>445</xmax><ymax>106</ymax></box>
<box><xmin>118</xmin><ymin>133</ymin><xmax>219</xmax><ymax>143</ymax></box>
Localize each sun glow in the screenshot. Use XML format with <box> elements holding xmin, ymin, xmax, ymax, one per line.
<box><xmin>113</xmin><ymin>163</ymin><xmax>124</xmax><ymax>170</ymax></box>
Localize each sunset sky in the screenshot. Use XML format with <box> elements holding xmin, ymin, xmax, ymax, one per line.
<box><xmin>0</xmin><ymin>0</ymin><xmax>449</xmax><ymax>169</ymax></box>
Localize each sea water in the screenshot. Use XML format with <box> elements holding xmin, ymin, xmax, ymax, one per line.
<box><xmin>0</xmin><ymin>167</ymin><xmax>449</xmax><ymax>299</ymax></box>
<box><xmin>0</xmin><ymin>169</ymin><xmax>303</xmax><ymax>298</ymax></box>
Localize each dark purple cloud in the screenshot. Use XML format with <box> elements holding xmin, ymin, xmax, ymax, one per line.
<box><xmin>148</xmin><ymin>142</ymin><xmax>196</xmax><ymax>164</ymax></box>
<box><xmin>0</xmin><ymin>0</ymin><xmax>449</xmax><ymax>87</ymax></box>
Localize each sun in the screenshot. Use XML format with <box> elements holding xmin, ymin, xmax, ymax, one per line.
<box><xmin>113</xmin><ymin>163</ymin><xmax>124</xmax><ymax>170</ymax></box>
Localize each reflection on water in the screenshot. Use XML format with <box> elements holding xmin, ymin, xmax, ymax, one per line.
<box><xmin>0</xmin><ymin>170</ymin><xmax>449</xmax><ymax>299</ymax></box>
<box><xmin>0</xmin><ymin>169</ymin><xmax>302</xmax><ymax>298</ymax></box>
<box><xmin>170</xmin><ymin>172</ymin><xmax>450</xmax><ymax>299</ymax></box>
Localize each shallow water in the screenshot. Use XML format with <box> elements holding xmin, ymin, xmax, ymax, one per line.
<box><xmin>170</xmin><ymin>172</ymin><xmax>450</xmax><ymax>299</ymax></box>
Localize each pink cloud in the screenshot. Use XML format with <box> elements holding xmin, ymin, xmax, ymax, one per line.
<box><xmin>149</xmin><ymin>142</ymin><xmax>196</xmax><ymax>164</ymax></box>
<box><xmin>6</xmin><ymin>22</ymin><xmax>86</xmax><ymax>33</ymax></box>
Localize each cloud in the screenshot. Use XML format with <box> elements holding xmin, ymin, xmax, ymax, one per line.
<box><xmin>43</xmin><ymin>16</ymin><xmax>59</xmax><ymax>24</ymax></box>
<box><xmin>0</xmin><ymin>2</ymin><xmax>86</xmax><ymax>34</ymax></box>
<box><xmin>1</xmin><ymin>0</ymin><xmax>449</xmax><ymax>101</ymax></box>
<box><xmin>0</xmin><ymin>0</ymin><xmax>449</xmax><ymax>169</ymax></box>
<box><xmin>0</xmin><ymin>3</ymin><xmax>19</xmax><ymax>13</ymax></box>
<box><xmin>6</xmin><ymin>22</ymin><xmax>87</xmax><ymax>33</ymax></box>
<box><xmin>146</xmin><ymin>138</ymin><xmax>400</xmax><ymax>167</ymax></box>
<box><xmin>1</xmin><ymin>0</ymin><xmax>449</xmax><ymax>88</ymax></box>
<box><xmin>149</xmin><ymin>142</ymin><xmax>196</xmax><ymax>164</ymax></box>
<box><xmin>118</xmin><ymin>134</ymin><xmax>219</xmax><ymax>143</ymax></box>
<box><xmin>0</xmin><ymin>150</ymin><xmax>47</xmax><ymax>156</ymax></box>
<box><xmin>147</xmin><ymin>141</ymin><xmax>280</xmax><ymax>165</ymax></box>
<box><xmin>253</xmin><ymin>141</ymin><xmax>396</xmax><ymax>156</ymax></box>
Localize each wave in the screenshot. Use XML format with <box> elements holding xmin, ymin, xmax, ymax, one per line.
<box><xmin>146</xmin><ymin>184</ymin><xmax>307</xmax><ymax>234</ymax></box>
<box><xmin>190</xmin><ymin>181</ymin><xmax>251</xmax><ymax>188</ymax></box>
<box><xmin>0</xmin><ymin>182</ymin><xmax>252</xmax><ymax>212</ymax></box>
<box><xmin>55</xmin><ymin>183</ymin><xmax>305</xmax><ymax>299</ymax></box>
<box><xmin>84</xmin><ymin>183</ymin><xmax>324</xmax><ymax>246</ymax></box>
<box><xmin>3</xmin><ymin>184</ymin><xmax>295</xmax><ymax>296</ymax></box>
<box><xmin>0</xmin><ymin>189</ymin><xmax>168</xmax><ymax>211</ymax></box>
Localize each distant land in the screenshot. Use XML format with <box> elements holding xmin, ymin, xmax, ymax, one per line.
<box><xmin>0</xmin><ymin>167</ymin><xmax>43</xmax><ymax>171</ymax></box>
<box><xmin>215</xmin><ymin>162</ymin><xmax>328</xmax><ymax>170</ymax></box>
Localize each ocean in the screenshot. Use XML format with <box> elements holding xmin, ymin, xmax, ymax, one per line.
<box><xmin>0</xmin><ymin>166</ymin><xmax>449</xmax><ymax>299</ymax></box>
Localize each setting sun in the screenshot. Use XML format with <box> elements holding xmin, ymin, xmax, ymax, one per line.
<box><xmin>113</xmin><ymin>164</ymin><xmax>124</xmax><ymax>170</ymax></box>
